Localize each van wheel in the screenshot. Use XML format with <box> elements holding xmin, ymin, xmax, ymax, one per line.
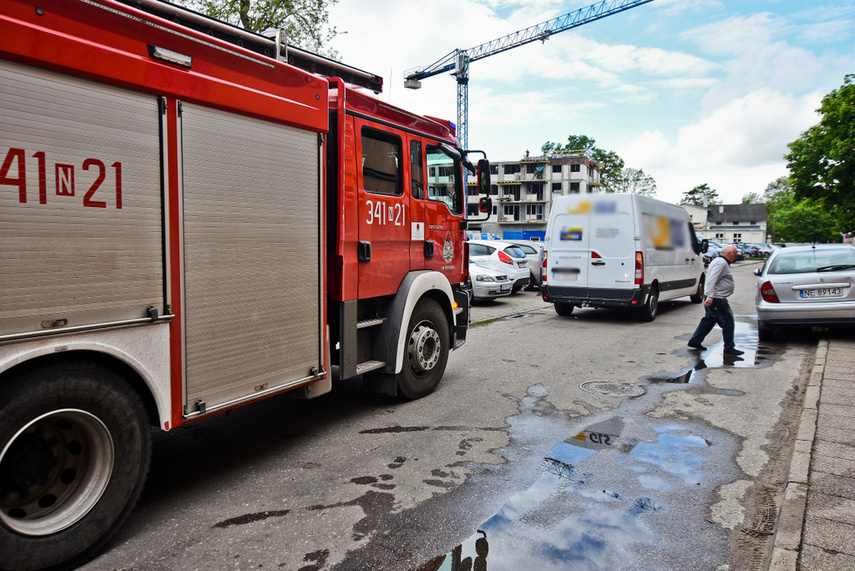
<box><xmin>0</xmin><ymin>361</ymin><xmax>151</xmax><ymax>571</ymax></box>
<box><xmin>638</xmin><ymin>286</ymin><xmax>659</xmax><ymax>322</ymax></box>
<box><xmin>690</xmin><ymin>275</ymin><xmax>705</xmax><ymax>304</ymax></box>
<box><xmin>555</xmin><ymin>303</ymin><xmax>574</xmax><ymax>317</ymax></box>
<box><xmin>397</xmin><ymin>299</ymin><xmax>449</xmax><ymax>400</ymax></box>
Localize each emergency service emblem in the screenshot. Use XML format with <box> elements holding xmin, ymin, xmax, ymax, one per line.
<box><xmin>442</xmin><ymin>231</ymin><xmax>454</xmax><ymax>263</ymax></box>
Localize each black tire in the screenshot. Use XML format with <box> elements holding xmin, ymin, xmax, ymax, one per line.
<box><xmin>638</xmin><ymin>286</ymin><xmax>659</xmax><ymax>322</ymax></box>
<box><xmin>397</xmin><ymin>299</ymin><xmax>450</xmax><ymax>400</ymax></box>
<box><xmin>758</xmin><ymin>322</ymin><xmax>775</xmax><ymax>342</ymax></box>
<box><xmin>690</xmin><ymin>275</ymin><xmax>705</xmax><ymax>304</ymax></box>
<box><xmin>0</xmin><ymin>361</ymin><xmax>151</xmax><ymax>571</ymax></box>
<box><xmin>554</xmin><ymin>303</ymin><xmax>574</xmax><ymax>317</ymax></box>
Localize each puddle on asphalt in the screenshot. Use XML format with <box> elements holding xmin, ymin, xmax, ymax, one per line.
<box><xmin>411</xmin><ymin>320</ymin><xmax>770</xmax><ymax>570</ymax></box>
<box><xmin>415</xmin><ymin>418</ymin><xmax>719</xmax><ymax>571</ymax></box>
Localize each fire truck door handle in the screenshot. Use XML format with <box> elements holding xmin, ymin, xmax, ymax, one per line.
<box><xmin>424</xmin><ymin>241</ymin><xmax>434</xmax><ymax>258</ymax></box>
<box><xmin>358</xmin><ymin>241</ymin><xmax>372</xmax><ymax>262</ymax></box>
<box><xmin>591</xmin><ymin>260</ymin><xmax>605</xmax><ymax>266</ymax></box>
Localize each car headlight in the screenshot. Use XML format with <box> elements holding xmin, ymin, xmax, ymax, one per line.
<box><xmin>475</xmin><ymin>274</ymin><xmax>496</xmax><ymax>282</ymax></box>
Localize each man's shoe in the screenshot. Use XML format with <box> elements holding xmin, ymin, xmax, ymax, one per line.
<box><xmin>723</xmin><ymin>348</ymin><xmax>744</xmax><ymax>355</ymax></box>
<box><xmin>688</xmin><ymin>342</ymin><xmax>706</xmax><ymax>350</ymax></box>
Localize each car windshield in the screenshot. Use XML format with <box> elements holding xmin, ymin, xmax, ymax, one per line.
<box><xmin>767</xmin><ymin>248</ymin><xmax>855</xmax><ymax>274</ymax></box>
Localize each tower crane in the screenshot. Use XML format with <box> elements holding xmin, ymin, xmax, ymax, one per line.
<box><xmin>403</xmin><ymin>0</ymin><xmax>653</xmax><ymax>149</ymax></box>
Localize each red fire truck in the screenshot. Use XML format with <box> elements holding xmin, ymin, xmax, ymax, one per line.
<box><xmin>0</xmin><ymin>1</ymin><xmax>490</xmax><ymax>568</ymax></box>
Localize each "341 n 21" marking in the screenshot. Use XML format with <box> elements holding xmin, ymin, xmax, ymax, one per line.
<box><xmin>1</xmin><ymin>148</ymin><xmax>123</xmax><ymax>209</ymax></box>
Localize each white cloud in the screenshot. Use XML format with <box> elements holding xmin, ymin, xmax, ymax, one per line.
<box><xmin>619</xmin><ymin>89</ymin><xmax>823</xmax><ymax>204</ymax></box>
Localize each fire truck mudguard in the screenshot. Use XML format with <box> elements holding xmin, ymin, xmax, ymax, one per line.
<box><xmin>380</xmin><ymin>270</ymin><xmax>457</xmax><ymax>399</ymax></box>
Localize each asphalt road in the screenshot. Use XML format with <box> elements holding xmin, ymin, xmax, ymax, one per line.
<box><xmin>82</xmin><ymin>260</ymin><xmax>813</xmax><ymax>571</ymax></box>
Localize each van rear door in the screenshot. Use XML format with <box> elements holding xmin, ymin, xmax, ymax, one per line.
<box><xmin>547</xmin><ymin>196</ymin><xmax>635</xmax><ymax>297</ymax></box>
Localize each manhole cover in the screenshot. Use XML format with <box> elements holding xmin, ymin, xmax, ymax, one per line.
<box><xmin>579</xmin><ymin>381</ymin><xmax>645</xmax><ymax>397</ymax></box>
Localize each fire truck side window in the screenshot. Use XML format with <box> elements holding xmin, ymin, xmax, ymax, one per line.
<box><xmin>410</xmin><ymin>140</ymin><xmax>424</xmax><ymax>200</ymax></box>
<box><xmin>361</xmin><ymin>128</ymin><xmax>402</xmax><ymax>196</ymax></box>
<box><xmin>426</xmin><ymin>144</ymin><xmax>463</xmax><ymax>215</ymax></box>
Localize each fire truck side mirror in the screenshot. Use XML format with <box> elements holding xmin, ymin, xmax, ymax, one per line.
<box><xmin>476</xmin><ymin>159</ymin><xmax>491</xmax><ymax>195</ymax></box>
<box><xmin>478</xmin><ymin>196</ymin><xmax>492</xmax><ymax>213</ymax></box>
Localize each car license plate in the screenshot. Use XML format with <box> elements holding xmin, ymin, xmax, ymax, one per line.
<box><xmin>500</xmin><ymin>284</ymin><xmax>509</xmax><ymax>291</ymax></box>
<box><xmin>800</xmin><ymin>288</ymin><xmax>842</xmax><ymax>298</ymax></box>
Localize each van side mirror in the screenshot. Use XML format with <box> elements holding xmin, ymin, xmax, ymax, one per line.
<box><xmin>701</xmin><ymin>239</ymin><xmax>709</xmax><ymax>254</ymax></box>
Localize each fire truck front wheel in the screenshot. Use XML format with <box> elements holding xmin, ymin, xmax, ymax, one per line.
<box><xmin>398</xmin><ymin>299</ymin><xmax>450</xmax><ymax>400</ymax></box>
<box><xmin>0</xmin><ymin>360</ymin><xmax>151</xmax><ymax>571</ymax></box>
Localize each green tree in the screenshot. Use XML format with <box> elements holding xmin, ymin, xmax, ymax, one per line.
<box><xmin>774</xmin><ymin>199</ymin><xmax>839</xmax><ymax>243</ymax></box>
<box><xmin>612</xmin><ymin>167</ymin><xmax>657</xmax><ymax>196</ymax></box>
<box><xmin>174</xmin><ymin>0</ymin><xmax>339</xmax><ymax>55</ymax></box>
<box><xmin>741</xmin><ymin>192</ymin><xmax>761</xmax><ymax>204</ymax></box>
<box><xmin>681</xmin><ymin>183</ymin><xmax>720</xmax><ymax>206</ymax></box>
<box><xmin>786</xmin><ymin>74</ymin><xmax>855</xmax><ymax>232</ymax></box>
<box><xmin>541</xmin><ymin>135</ymin><xmax>625</xmax><ymax>192</ymax></box>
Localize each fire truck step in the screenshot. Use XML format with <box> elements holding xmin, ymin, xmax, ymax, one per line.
<box><xmin>356</xmin><ymin>318</ymin><xmax>385</xmax><ymax>329</ymax></box>
<box><xmin>356</xmin><ymin>360</ymin><xmax>386</xmax><ymax>375</ymax></box>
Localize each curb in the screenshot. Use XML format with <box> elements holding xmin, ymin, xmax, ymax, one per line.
<box><xmin>768</xmin><ymin>338</ymin><xmax>828</xmax><ymax>569</ymax></box>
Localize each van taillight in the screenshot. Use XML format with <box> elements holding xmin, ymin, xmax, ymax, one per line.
<box><xmin>635</xmin><ymin>252</ymin><xmax>643</xmax><ymax>285</ymax></box>
<box><xmin>760</xmin><ymin>281</ymin><xmax>780</xmax><ymax>303</ymax></box>
<box><xmin>498</xmin><ymin>251</ymin><xmax>514</xmax><ymax>265</ymax></box>
<box><xmin>541</xmin><ymin>250</ymin><xmax>548</xmax><ymax>284</ymax></box>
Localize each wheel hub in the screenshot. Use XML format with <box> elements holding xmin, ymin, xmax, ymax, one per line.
<box><xmin>0</xmin><ymin>409</ymin><xmax>114</xmax><ymax>536</ymax></box>
<box><xmin>408</xmin><ymin>322</ymin><xmax>441</xmax><ymax>373</ymax></box>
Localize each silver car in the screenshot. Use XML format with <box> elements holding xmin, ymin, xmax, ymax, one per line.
<box><xmin>754</xmin><ymin>244</ymin><xmax>855</xmax><ymax>339</ymax></box>
<box><xmin>469</xmin><ymin>261</ymin><xmax>512</xmax><ymax>301</ymax></box>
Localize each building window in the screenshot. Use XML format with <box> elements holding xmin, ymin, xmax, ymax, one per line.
<box><xmin>570</xmin><ymin>182</ymin><xmax>580</xmax><ymax>193</ymax></box>
<box><xmin>552</xmin><ymin>164</ymin><xmax>561</xmax><ymax>173</ymax></box>
<box><xmin>750</xmin><ymin>220</ymin><xmax>756</xmax><ymax>224</ymax></box>
<box><xmin>552</xmin><ymin>182</ymin><xmax>562</xmax><ymax>195</ymax></box>
<box><xmin>733</xmin><ymin>233</ymin><xmax>742</xmax><ymax>242</ymax></box>
<box><xmin>503</xmin><ymin>163</ymin><xmax>520</xmax><ymax>175</ymax></box>
<box><xmin>570</xmin><ymin>164</ymin><xmax>580</xmax><ymax>173</ymax></box>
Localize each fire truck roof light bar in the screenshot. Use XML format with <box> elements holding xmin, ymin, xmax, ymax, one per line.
<box><xmin>116</xmin><ymin>0</ymin><xmax>383</xmax><ymax>92</ymax></box>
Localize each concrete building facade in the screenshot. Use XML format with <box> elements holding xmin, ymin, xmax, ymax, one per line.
<box><xmin>467</xmin><ymin>153</ymin><xmax>601</xmax><ymax>240</ymax></box>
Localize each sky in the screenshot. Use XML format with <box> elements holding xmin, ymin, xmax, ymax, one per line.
<box><xmin>326</xmin><ymin>0</ymin><xmax>855</xmax><ymax>205</ymax></box>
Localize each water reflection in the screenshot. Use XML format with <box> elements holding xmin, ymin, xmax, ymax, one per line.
<box><xmin>416</xmin><ymin>420</ymin><xmax>712</xmax><ymax>570</ymax></box>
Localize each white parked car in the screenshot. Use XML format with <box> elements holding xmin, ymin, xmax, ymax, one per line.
<box><xmin>502</xmin><ymin>240</ymin><xmax>543</xmax><ymax>289</ymax></box>
<box><xmin>468</xmin><ymin>240</ymin><xmax>530</xmax><ymax>293</ymax></box>
<box><xmin>469</xmin><ymin>261</ymin><xmax>512</xmax><ymax>301</ymax></box>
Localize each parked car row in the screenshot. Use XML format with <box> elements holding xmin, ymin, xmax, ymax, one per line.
<box><xmin>467</xmin><ymin>239</ymin><xmax>531</xmax><ymax>301</ymax></box>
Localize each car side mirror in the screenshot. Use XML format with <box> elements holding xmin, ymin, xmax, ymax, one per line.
<box><xmin>701</xmin><ymin>239</ymin><xmax>709</xmax><ymax>254</ymax></box>
<box><xmin>753</xmin><ymin>268</ymin><xmax>762</xmax><ymax>276</ymax></box>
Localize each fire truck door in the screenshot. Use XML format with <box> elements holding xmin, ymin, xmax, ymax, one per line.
<box><xmin>357</xmin><ymin>124</ymin><xmax>410</xmax><ymax>297</ymax></box>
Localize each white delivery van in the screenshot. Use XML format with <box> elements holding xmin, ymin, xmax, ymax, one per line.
<box><xmin>541</xmin><ymin>194</ymin><xmax>707</xmax><ymax>321</ymax></box>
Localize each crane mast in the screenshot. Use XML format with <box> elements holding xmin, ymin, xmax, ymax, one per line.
<box><xmin>404</xmin><ymin>0</ymin><xmax>653</xmax><ymax>149</ymax></box>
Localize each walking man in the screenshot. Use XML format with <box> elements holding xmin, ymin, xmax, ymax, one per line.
<box><xmin>688</xmin><ymin>244</ymin><xmax>744</xmax><ymax>355</ymax></box>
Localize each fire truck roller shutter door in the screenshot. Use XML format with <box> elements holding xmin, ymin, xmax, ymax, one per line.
<box><xmin>180</xmin><ymin>103</ymin><xmax>322</xmax><ymax>412</ymax></box>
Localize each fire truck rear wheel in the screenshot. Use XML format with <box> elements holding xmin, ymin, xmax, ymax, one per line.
<box><xmin>0</xmin><ymin>360</ymin><xmax>151</xmax><ymax>571</ymax></box>
<box><xmin>398</xmin><ymin>299</ymin><xmax>450</xmax><ymax>400</ymax></box>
